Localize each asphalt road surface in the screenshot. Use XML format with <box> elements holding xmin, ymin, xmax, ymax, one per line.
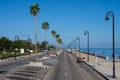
<box><xmin>0</xmin><ymin>53</ymin><xmax>43</xmax><ymax>74</ymax></box>
<box><xmin>44</xmin><ymin>50</ymin><xmax>107</xmax><ymax>80</ymax></box>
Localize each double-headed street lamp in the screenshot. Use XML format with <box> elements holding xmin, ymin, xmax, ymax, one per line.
<box><xmin>15</xmin><ymin>35</ymin><xmax>19</xmax><ymax>60</ymax></box>
<box><xmin>84</xmin><ymin>31</ymin><xmax>89</xmax><ymax>62</ymax></box>
<box><xmin>105</xmin><ymin>11</ymin><xmax>116</xmax><ymax>78</ymax></box>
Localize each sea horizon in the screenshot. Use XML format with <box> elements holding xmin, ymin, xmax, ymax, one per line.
<box><xmin>80</xmin><ymin>48</ymin><xmax>120</xmax><ymax>59</ymax></box>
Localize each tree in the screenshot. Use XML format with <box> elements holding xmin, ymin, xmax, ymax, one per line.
<box><xmin>57</xmin><ymin>38</ymin><xmax>63</xmax><ymax>45</ymax></box>
<box><xmin>55</xmin><ymin>34</ymin><xmax>63</xmax><ymax>47</ymax></box>
<box><xmin>14</xmin><ymin>40</ymin><xmax>34</xmax><ymax>53</ymax></box>
<box><xmin>57</xmin><ymin>38</ymin><xmax>63</xmax><ymax>49</ymax></box>
<box><xmin>0</xmin><ymin>37</ymin><xmax>14</xmax><ymax>52</ymax></box>
<box><xmin>48</xmin><ymin>45</ymin><xmax>55</xmax><ymax>50</ymax></box>
<box><xmin>0</xmin><ymin>36</ymin><xmax>35</xmax><ymax>54</ymax></box>
<box><xmin>51</xmin><ymin>30</ymin><xmax>56</xmax><ymax>49</ymax></box>
<box><xmin>55</xmin><ymin>34</ymin><xmax>60</xmax><ymax>49</ymax></box>
<box><xmin>51</xmin><ymin>30</ymin><xmax>56</xmax><ymax>37</ymax></box>
<box><xmin>30</xmin><ymin>3</ymin><xmax>40</xmax><ymax>61</ymax></box>
<box><xmin>39</xmin><ymin>41</ymin><xmax>48</xmax><ymax>50</ymax></box>
<box><xmin>55</xmin><ymin>34</ymin><xmax>60</xmax><ymax>40</ymax></box>
<box><xmin>42</xmin><ymin>22</ymin><xmax>49</xmax><ymax>50</ymax></box>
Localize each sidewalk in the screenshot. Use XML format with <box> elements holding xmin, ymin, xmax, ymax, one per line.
<box><xmin>75</xmin><ymin>51</ymin><xmax>120</xmax><ymax>80</ymax></box>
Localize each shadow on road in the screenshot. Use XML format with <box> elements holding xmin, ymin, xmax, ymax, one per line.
<box><xmin>0</xmin><ymin>71</ymin><xmax>7</xmax><ymax>74</ymax></box>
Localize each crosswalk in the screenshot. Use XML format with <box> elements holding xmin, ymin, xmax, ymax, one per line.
<box><xmin>0</xmin><ymin>65</ymin><xmax>49</xmax><ymax>80</ymax></box>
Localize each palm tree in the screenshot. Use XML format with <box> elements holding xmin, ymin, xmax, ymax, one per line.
<box><xmin>51</xmin><ymin>30</ymin><xmax>56</xmax><ymax>37</ymax></box>
<box><xmin>42</xmin><ymin>22</ymin><xmax>49</xmax><ymax>50</ymax></box>
<box><xmin>55</xmin><ymin>34</ymin><xmax>60</xmax><ymax>49</ymax></box>
<box><xmin>30</xmin><ymin>3</ymin><xmax>40</xmax><ymax>61</ymax></box>
<box><xmin>57</xmin><ymin>38</ymin><xmax>63</xmax><ymax>49</ymax></box>
<box><xmin>57</xmin><ymin>38</ymin><xmax>63</xmax><ymax>45</ymax></box>
<box><xmin>51</xmin><ymin>30</ymin><xmax>56</xmax><ymax>49</ymax></box>
<box><xmin>55</xmin><ymin>34</ymin><xmax>60</xmax><ymax>40</ymax></box>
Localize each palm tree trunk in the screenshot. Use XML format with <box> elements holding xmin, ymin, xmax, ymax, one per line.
<box><xmin>52</xmin><ymin>37</ymin><xmax>54</xmax><ymax>50</ymax></box>
<box><xmin>52</xmin><ymin>37</ymin><xmax>55</xmax><ymax>54</ymax></box>
<box><xmin>34</xmin><ymin>16</ymin><xmax>38</xmax><ymax>61</ymax></box>
<box><xmin>55</xmin><ymin>41</ymin><xmax>59</xmax><ymax>56</ymax></box>
<box><xmin>45</xmin><ymin>30</ymin><xmax>47</xmax><ymax>50</ymax></box>
<box><xmin>57</xmin><ymin>43</ymin><xmax>59</xmax><ymax>50</ymax></box>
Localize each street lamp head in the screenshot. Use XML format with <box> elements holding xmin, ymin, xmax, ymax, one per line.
<box><xmin>84</xmin><ymin>30</ymin><xmax>89</xmax><ymax>36</ymax></box>
<box><xmin>105</xmin><ymin>16</ymin><xmax>109</xmax><ymax>21</ymax></box>
<box><xmin>105</xmin><ymin>11</ymin><xmax>114</xmax><ymax>21</ymax></box>
<box><xmin>84</xmin><ymin>32</ymin><xmax>86</xmax><ymax>36</ymax></box>
<box><xmin>76</xmin><ymin>37</ymin><xmax>79</xmax><ymax>40</ymax></box>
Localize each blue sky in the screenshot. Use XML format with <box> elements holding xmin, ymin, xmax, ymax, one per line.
<box><xmin>0</xmin><ymin>0</ymin><xmax>120</xmax><ymax>48</ymax></box>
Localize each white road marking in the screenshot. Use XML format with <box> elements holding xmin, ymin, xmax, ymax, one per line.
<box><xmin>65</xmin><ymin>72</ymin><xmax>67</xmax><ymax>76</ymax></box>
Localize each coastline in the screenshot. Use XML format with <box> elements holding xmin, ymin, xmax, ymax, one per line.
<box><xmin>80</xmin><ymin>48</ymin><xmax>120</xmax><ymax>60</ymax></box>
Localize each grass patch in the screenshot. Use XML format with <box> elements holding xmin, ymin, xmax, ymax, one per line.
<box><xmin>0</xmin><ymin>52</ymin><xmax>31</xmax><ymax>59</ymax></box>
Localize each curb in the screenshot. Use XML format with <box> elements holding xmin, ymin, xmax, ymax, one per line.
<box><xmin>84</xmin><ymin>62</ymin><xmax>109</xmax><ymax>80</ymax></box>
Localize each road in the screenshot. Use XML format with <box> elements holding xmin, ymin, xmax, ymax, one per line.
<box><xmin>0</xmin><ymin>53</ymin><xmax>43</xmax><ymax>74</ymax></box>
<box><xmin>0</xmin><ymin>51</ymin><xmax>57</xmax><ymax>80</ymax></box>
<box><xmin>44</xmin><ymin>50</ymin><xmax>107</xmax><ymax>80</ymax></box>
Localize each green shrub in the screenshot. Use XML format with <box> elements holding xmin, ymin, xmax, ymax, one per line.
<box><xmin>1</xmin><ymin>52</ymin><xmax>22</xmax><ymax>58</ymax></box>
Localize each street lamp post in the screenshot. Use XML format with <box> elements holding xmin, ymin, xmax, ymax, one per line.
<box><xmin>105</xmin><ymin>11</ymin><xmax>116</xmax><ymax>78</ymax></box>
<box><xmin>84</xmin><ymin>31</ymin><xmax>89</xmax><ymax>62</ymax></box>
<box><xmin>15</xmin><ymin>35</ymin><xmax>19</xmax><ymax>60</ymax></box>
<box><xmin>72</xmin><ymin>39</ymin><xmax>77</xmax><ymax>55</ymax></box>
<box><xmin>76</xmin><ymin>37</ymin><xmax>80</xmax><ymax>58</ymax></box>
<box><xmin>76</xmin><ymin>37</ymin><xmax>81</xmax><ymax>62</ymax></box>
<box><xmin>27</xmin><ymin>35</ymin><xmax>31</xmax><ymax>56</ymax></box>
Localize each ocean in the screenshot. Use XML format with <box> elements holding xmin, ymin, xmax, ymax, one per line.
<box><xmin>80</xmin><ymin>48</ymin><xmax>120</xmax><ymax>59</ymax></box>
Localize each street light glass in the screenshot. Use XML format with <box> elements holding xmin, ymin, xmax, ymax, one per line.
<box><xmin>84</xmin><ymin>33</ymin><xmax>86</xmax><ymax>36</ymax></box>
<box><xmin>105</xmin><ymin>16</ymin><xmax>109</xmax><ymax>21</ymax></box>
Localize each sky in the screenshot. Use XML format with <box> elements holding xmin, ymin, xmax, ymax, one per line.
<box><xmin>0</xmin><ymin>0</ymin><xmax>120</xmax><ymax>48</ymax></box>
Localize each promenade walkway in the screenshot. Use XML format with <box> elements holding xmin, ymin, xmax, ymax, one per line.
<box><xmin>75</xmin><ymin>51</ymin><xmax>120</xmax><ymax>80</ymax></box>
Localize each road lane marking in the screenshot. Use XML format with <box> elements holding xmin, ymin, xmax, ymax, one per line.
<box><xmin>65</xmin><ymin>72</ymin><xmax>67</xmax><ymax>76</ymax></box>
